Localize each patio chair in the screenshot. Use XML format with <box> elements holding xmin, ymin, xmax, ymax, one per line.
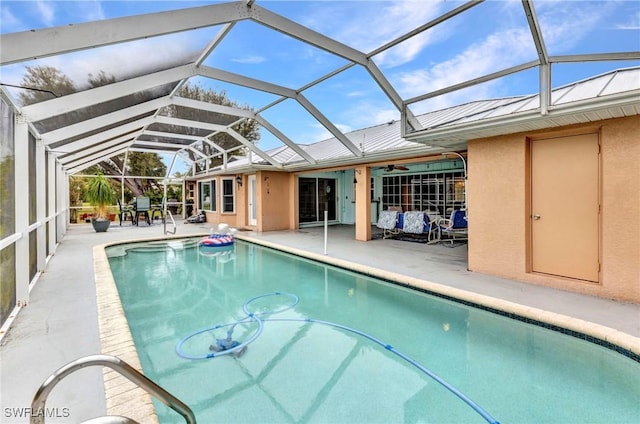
<box><xmin>402</xmin><ymin>211</ymin><xmax>440</xmax><ymax>242</ymax></box>
<box><xmin>133</xmin><ymin>196</ymin><xmax>151</xmax><ymax>226</ymax></box>
<box><xmin>151</xmin><ymin>198</ymin><xmax>165</xmax><ymax>223</ymax></box>
<box><xmin>376</xmin><ymin>210</ymin><xmax>400</xmax><ymax>239</ymax></box>
<box><xmin>437</xmin><ymin>209</ymin><xmax>468</xmax><ymax>243</ymax></box>
<box><xmin>117</xmin><ymin>199</ymin><xmax>133</xmax><ymax>226</ymax></box>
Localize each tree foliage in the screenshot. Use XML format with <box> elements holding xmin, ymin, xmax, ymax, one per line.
<box><xmin>19</xmin><ymin>66</ymin><xmax>169</xmax><ymax>199</ymax></box>
<box><xmin>18</xmin><ymin>66</ymin><xmax>76</xmax><ymax>105</ymax></box>
<box><xmin>85</xmin><ymin>173</ymin><xmax>116</xmax><ymax>220</ymax></box>
<box><xmin>166</xmin><ymin>82</ymin><xmax>260</xmax><ymax>170</ymax></box>
<box><xmin>87</xmin><ymin>70</ymin><xmax>116</xmax><ymax>88</ymax></box>
<box><xmin>18</xmin><ymin>65</ymin><xmax>259</xmax><ymax>204</ymax></box>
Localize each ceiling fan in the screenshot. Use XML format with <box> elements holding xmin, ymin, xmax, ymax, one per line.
<box><xmin>383</xmin><ymin>164</ymin><xmax>409</xmax><ymax>172</ymax></box>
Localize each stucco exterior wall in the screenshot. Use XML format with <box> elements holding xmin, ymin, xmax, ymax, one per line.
<box><xmin>201</xmin><ymin>175</ymin><xmax>244</xmax><ymax>229</ymax></box>
<box><xmin>258</xmin><ymin>171</ymin><xmax>291</xmax><ymax>232</ymax></box>
<box><xmin>467</xmin><ymin>134</ymin><xmax>527</xmax><ymax>279</ymax></box>
<box><xmin>468</xmin><ymin>116</ymin><xmax>640</xmax><ymax>302</ymax></box>
<box><xmin>601</xmin><ymin>117</ymin><xmax>640</xmax><ymax>299</ymax></box>
<box><xmin>354</xmin><ymin>165</ymin><xmax>371</xmax><ymax>241</ymax></box>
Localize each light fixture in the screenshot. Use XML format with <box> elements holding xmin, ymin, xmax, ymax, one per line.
<box><xmin>441</xmin><ymin>152</ymin><xmax>467</xmax><ymax>180</ymax></box>
<box><xmin>236</xmin><ymin>175</ymin><xmax>243</xmax><ymax>186</ymax></box>
<box><xmin>353</xmin><ymin>169</ymin><xmax>361</xmax><ymax>184</ymax></box>
<box><xmin>442</xmin><ymin>151</ymin><xmax>467</xmax><ymax>212</ymax></box>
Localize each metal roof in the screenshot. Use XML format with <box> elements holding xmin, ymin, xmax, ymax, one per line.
<box><xmin>1</xmin><ymin>0</ymin><xmax>638</xmax><ymax>178</ymax></box>
<box><xmin>407</xmin><ymin>67</ymin><xmax>640</xmax><ymax>144</ymax></box>
<box><xmin>215</xmin><ymin>66</ymin><xmax>640</xmax><ymax>173</ymax></box>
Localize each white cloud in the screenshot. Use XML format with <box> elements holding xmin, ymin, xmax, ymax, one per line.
<box><xmin>1</xmin><ymin>1</ymin><xmax>104</xmax><ymax>32</ymax></box>
<box><xmin>299</xmin><ymin>123</ymin><xmax>333</xmax><ymax>144</ymax></box>
<box><xmin>346</xmin><ymin>90</ymin><xmax>367</xmax><ymax>97</ymax></box>
<box><xmin>535</xmin><ymin>0</ymin><xmax>618</xmax><ymax>52</ymax></box>
<box><xmin>368</xmin><ymin>107</ymin><xmax>400</xmax><ymax>126</ymax></box>
<box><xmin>1</xmin><ymin>6</ymin><xmax>21</xmax><ymax>30</ymax></box>
<box><xmin>615</xmin><ymin>10</ymin><xmax>640</xmax><ymax>30</ymax></box>
<box><xmin>335</xmin><ymin>123</ymin><xmax>353</xmax><ymax>134</ymax></box>
<box><xmin>394</xmin><ymin>27</ymin><xmax>533</xmax><ymax>106</ymax></box>
<box><xmin>342</xmin><ymin>100</ymin><xmax>399</xmax><ymax>129</ymax></box>
<box><xmin>301</xmin><ymin>1</ymin><xmax>446</xmax><ymax>66</ymax></box>
<box><xmin>231</xmin><ymin>55</ymin><xmax>267</xmax><ymax>64</ymax></box>
<box><xmin>74</xmin><ymin>1</ymin><xmax>105</xmax><ymax>22</ymax></box>
<box><xmin>374</xmin><ymin>31</ymin><xmax>435</xmax><ymax>68</ymax></box>
<box><xmin>35</xmin><ymin>0</ymin><xmax>55</xmax><ymax>26</ymax></box>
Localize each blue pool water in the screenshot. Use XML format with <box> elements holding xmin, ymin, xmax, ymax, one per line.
<box><xmin>107</xmin><ymin>239</ymin><xmax>640</xmax><ymax>424</ymax></box>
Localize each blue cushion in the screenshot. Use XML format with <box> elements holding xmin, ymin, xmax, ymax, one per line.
<box><xmin>452</xmin><ymin>210</ymin><xmax>467</xmax><ymax>229</ymax></box>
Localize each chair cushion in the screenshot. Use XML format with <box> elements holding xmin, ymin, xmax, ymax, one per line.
<box><xmin>403</xmin><ymin>211</ymin><xmax>425</xmax><ymax>234</ymax></box>
<box><xmin>376</xmin><ymin>210</ymin><xmax>398</xmax><ymax>230</ymax></box>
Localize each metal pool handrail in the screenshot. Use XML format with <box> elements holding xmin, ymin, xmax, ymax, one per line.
<box><xmin>31</xmin><ymin>354</ymin><xmax>196</xmax><ymax>424</ymax></box>
<box><xmin>164</xmin><ymin>210</ymin><xmax>176</xmax><ymax>235</ymax></box>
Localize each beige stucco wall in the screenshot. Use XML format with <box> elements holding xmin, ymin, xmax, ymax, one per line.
<box><xmin>354</xmin><ymin>165</ymin><xmax>371</xmax><ymax>241</ymax></box>
<box><xmin>201</xmin><ymin>175</ymin><xmax>245</xmax><ymax>229</ymax></box>
<box><xmin>601</xmin><ymin>117</ymin><xmax>640</xmax><ymax>298</ymax></box>
<box><xmin>468</xmin><ymin>116</ymin><xmax>640</xmax><ymax>302</ymax></box>
<box><xmin>258</xmin><ymin>171</ymin><xmax>291</xmax><ymax>231</ymax></box>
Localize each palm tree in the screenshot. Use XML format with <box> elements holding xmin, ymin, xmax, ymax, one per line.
<box><xmin>85</xmin><ymin>173</ymin><xmax>115</xmax><ymax>221</ymax></box>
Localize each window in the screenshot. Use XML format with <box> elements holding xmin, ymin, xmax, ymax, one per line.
<box><xmin>222</xmin><ymin>178</ymin><xmax>235</xmax><ymax>213</ymax></box>
<box><xmin>211</xmin><ymin>180</ymin><xmax>217</xmax><ymax>212</ymax></box>
<box><xmin>199</xmin><ymin>180</ymin><xmax>217</xmax><ymax>211</ymax></box>
<box><xmin>197</xmin><ymin>180</ymin><xmax>219</xmax><ymax>212</ymax></box>
<box><xmin>199</xmin><ymin>181</ymin><xmax>211</xmax><ymax>211</ymax></box>
<box><xmin>382</xmin><ymin>171</ymin><xmax>464</xmax><ymax>217</ymax></box>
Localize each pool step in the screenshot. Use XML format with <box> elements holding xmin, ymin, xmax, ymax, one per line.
<box><xmin>106</xmin><ymin>239</ymin><xmax>201</xmax><ymax>257</ymax></box>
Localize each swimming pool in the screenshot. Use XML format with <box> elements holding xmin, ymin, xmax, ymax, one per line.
<box><xmin>106</xmin><ymin>238</ymin><xmax>640</xmax><ymax>423</ymax></box>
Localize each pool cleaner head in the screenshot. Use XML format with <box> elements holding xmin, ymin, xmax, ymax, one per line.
<box><xmin>209</xmin><ymin>323</ymin><xmax>247</xmax><ymax>357</ymax></box>
<box><xmin>209</xmin><ymin>338</ymin><xmax>247</xmax><ymax>357</ymax></box>
<box><xmin>210</xmin><ymin>337</ymin><xmax>239</xmax><ymax>352</ymax></box>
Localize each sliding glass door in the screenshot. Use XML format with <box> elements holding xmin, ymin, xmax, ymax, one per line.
<box><xmin>298</xmin><ymin>177</ymin><xmax>337</xmax><ymax>224</ymax></box>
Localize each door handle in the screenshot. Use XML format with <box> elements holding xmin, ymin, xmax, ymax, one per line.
<box><xmin>532</xmin><ymin>214</ymin><xmax>541</xmax><ymax>220</ymax></box>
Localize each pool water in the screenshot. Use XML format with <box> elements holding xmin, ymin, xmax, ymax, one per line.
<box><xmin>107</xmin><ymin>239</ymin><xmax>640</xmax><ymax>424</ymax></box>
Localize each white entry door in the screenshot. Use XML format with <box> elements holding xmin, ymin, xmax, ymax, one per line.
<box><xmin>248</xmin><ymin>175</ymin><xmax>257</xmax><ymax>226</ymax></box>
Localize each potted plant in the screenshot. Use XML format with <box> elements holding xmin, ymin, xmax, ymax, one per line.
<box><xmin>86</xmin><ymin>173</ymin><xmax>116</xmax><ymax>232</ymax></box>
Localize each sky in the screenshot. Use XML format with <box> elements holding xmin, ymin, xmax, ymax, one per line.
<box><xmin>1</xmin><ymin>0</ymin><xmax>639</xmax><ymax>171</ymax></box>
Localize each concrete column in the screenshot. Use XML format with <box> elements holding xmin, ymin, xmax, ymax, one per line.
<box><xmin>354</xmin><ymin>165</ymin><xmax>371</xmax><ymax>241</ymax></box>
<box><xmin>288</xmin><ymin>173</ymin><xmax>298</xmax><ymax>230</ymax></box>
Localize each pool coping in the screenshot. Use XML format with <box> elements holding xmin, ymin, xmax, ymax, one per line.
<box><xmin>94</xmin><ymin>243</ymin><xmax>159</xmax><ymax>423</ymax></box>
<box><xmin>93</xmin><ymin>233</ymin><xmax>640</xmax><ymax>419</ymax></box>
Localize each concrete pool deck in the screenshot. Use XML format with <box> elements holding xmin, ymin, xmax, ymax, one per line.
<box><xmin>1</xmin><ymin>221</ymin><xmax>639</xmax><ymax>423</ymax></box>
